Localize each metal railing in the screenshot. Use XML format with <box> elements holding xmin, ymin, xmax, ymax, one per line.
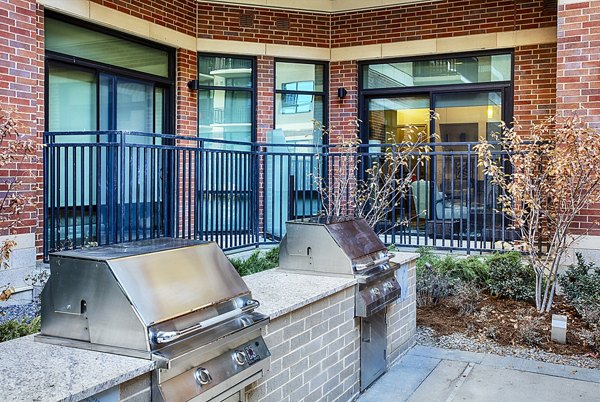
<box><xmin>43</xmin><ymin>131</ymin><xmax>514</xmax><ymax>258</ymax></box>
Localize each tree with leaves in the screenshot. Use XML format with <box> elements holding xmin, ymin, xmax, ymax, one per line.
<box><xmin>475</xmin><ymin>114</ymin><xmax>600</xmax><ymax>313</ymax></box>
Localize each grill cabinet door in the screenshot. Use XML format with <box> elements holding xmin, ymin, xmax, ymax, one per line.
<box><xmin>360</xmin><ymin>310</ymin><xmax>387</xmax><ymax>391</ymax></box>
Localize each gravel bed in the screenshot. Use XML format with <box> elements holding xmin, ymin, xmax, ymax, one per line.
<box><xmin>0</xmin><ymin>303</ymin><xmax>38</xmax><ymax>324</ymax></box>
<box><xmin>417</xmin><ymin>326</ymin><xmax>600</xmax><ymax>370</ymax></box>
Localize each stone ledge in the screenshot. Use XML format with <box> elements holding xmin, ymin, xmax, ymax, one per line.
<box><xmin>0</xmin><ymin>335</ymin><xmax>156</xmax><ymax>402</ymax></box>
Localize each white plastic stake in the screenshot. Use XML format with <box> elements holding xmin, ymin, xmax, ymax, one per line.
<box><xmin>551</xmin><ymin>314</ymin><xmax>567</xmax><ymax>344</ymax></box>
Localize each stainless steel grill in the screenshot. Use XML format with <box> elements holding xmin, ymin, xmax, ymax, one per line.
<box><xmin>279</xmin><ymin>217</ymin><xmax>402</xmax><ymax>390</ymax></box>
<box><xmin>36</xmin><ymin>238</ymin><xmax>270</xmax><ymax>402</ymax></box>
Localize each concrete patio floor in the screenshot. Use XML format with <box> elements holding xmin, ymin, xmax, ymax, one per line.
<box><xmin>358</xmin><ymin>345</ymin><xmax>600</xmax><ymax>402</ymax></box>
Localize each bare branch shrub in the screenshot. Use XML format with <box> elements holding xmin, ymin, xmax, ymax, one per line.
<box><xmin>516</xmin><ymin>310</ymin><xmax>545</xmax><ymax>346</ymax></box>
<box><xmin>450</xmin><ymin>281</ymin><xmax>483</xmax><ymax>316</ymax></box>
<box><xmin>475</xmin><ymin>114</ymin><xmax>600</xmax><ymax>312</ymax></box>
<box><xmin>313</xmin><ymin>118</ymin><xmax>436</xmax><ymax>231</ymax></box>
<box><xmin>0</xmin><ymin>107</ymin><xmax>38</xmax><ymax>300</ymax></box>
<box><xmin>416</xmin><ymin>262</ymin><xmax>454</xmax><ymax>307</ymax></box>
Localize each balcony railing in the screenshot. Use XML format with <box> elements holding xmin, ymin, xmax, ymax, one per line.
<box><xmin>43</xmin><ymin>131</ymin><xmax>514</xmax><ymax>258</ymax></box>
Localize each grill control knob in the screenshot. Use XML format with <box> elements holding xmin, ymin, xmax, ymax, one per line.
<box><xmin>234</xmin><ymin>350</ymin><xmax>247</xmax><ymax>365</ymax></box>
<box><xmin>194</xmin><ymin>368</ymin><xmax>212</xmax><ymax>385</ymax></box>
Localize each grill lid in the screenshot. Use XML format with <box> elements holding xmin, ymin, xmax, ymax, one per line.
<box><xmin>279</xmin><ymin>217</ymin><xmax>389</xmax><ymax>276</ymax></box>
<box><xmin>51</xmin><ymin>238</ymin><xmax>250</xmax><ymax>326</ymax></box>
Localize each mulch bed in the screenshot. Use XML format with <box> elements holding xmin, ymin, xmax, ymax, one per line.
<box><xmin>417</xmin><ymin>294</ymin><xmax>597</xmax><ymax>357</ymax></box>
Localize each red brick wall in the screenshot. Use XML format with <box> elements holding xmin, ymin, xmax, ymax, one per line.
<box><xmin>329</xmin><ymin>61</ymin><xmax>359</xmax><ymax>144</ymax></box>
<box><xmin>514</xmin><ymin>43</ymin><xmax>557</xmax><ymax>128</ymax></box>
<box><xmin>331</xmin><ymin>0</ymin><xmax>555</xmax><ymax>47</ymax></box>
<box><xmin>91</xmin><ymin>0</ymin><xmax>197</xmax><ymax>36</ymax></box>
<box><xmin>0</xmin><ymin>0</ymin><xmax>44</xmax><ymax>245</ymax></box>
<box><xmin>197</xmin><ymin>3</ymin><xmax>330</xmax><ymax>47</ymax></box>
<box><xmin>176</xmin><ymin>49</ymin><xmax>198</xmax><ymax>137</ymax></box>
<box><xmin>256</xmin><ymin>56</ymin><xmax>274</xmax><ymax>233</ymax></box>
<box><xmin>556</xmin><ymin>1</ymin><xmax>600</xmax><ymax>234</ymax></box>
<box><xmin>556</xmin><ymin>0</ymin><xmax>600</xmax><ymax>128</ymax></box>
<box><xmin>256</xmin><ymin>56</ymin><xmax>274</xmax><ymax>142</ymax></box>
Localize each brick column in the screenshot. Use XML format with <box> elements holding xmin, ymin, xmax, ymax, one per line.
<box><xmin>557</xmin><ymin>0</ymin><xmax>600</xmax><ymax>129</ymax></box>
<box><xmin>176</xmin><ymin>49</ymin><xmax>198</xmax><ymax>138</ymax></box>
<box><xmin>329</xmin><ymin>61</ymin><xmax>358</xmax><ymax>143</ymax></box>
<box><xmin>557</xmin><ymin>0</ymin><xmax>600</xmax><ymax>241</ymax></box>
<box><xmin>0</xmin><ymin>0</ymin><xmax>44</xmax><ymax>244</ymax></box>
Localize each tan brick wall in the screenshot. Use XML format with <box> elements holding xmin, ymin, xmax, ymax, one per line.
<box><xmin>386</xmin><ymin>260</ymin><xmax>417</xmax><ymax>364</ymax></box>
<box><xmin>246</xmin><ymin>286</ymin><xmax>360</xmax><ymax>402</ymax></box>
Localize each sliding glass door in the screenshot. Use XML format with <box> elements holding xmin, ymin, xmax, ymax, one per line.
<box><xmin>363</xmin><ymin>88</ymin><xmax>507</xmax><ymax>239</ymax></box>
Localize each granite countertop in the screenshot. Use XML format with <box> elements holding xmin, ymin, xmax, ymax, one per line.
<box><xmin>390</xmin><ymin>252</ymin><xmax>419</xmax><ymax>266</ymax></box>
<box><xmin>244</xmin><ymin>251</ymin><xmax>418</xmax><ymax>319</ymax></box>
<box><xmin>0</xmin><ymin>335</ymin><xmax>156</xmax><ymax>402</ymax></box>
<box><xmin>244</xmin><ymin>269</ymin><xmax>356</xmax><ymax>319</ymax></box>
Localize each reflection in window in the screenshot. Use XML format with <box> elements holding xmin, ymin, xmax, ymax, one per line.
<box><xmin>363</xmin><ymin>53</ymin><xmax>512</xmax><ymax>89</ymax></box>
<box><xmin>275</xmin><ymin>62</ymin><xmax>326</xmax><ymax>146</ymax></box>
<box><xmin>46</xmin><ymin>17</ymin><xmax>170</xmax><ymax>78</ymax></box>
<box><xmin>281</xmin><ymin>81</ymin><xmax>314</xmax><ymax>114</ymax></box>
<box><xmin>197</xmin><ymin>55</ymin><xmax>254</xmax><ymax>149</ymax></box>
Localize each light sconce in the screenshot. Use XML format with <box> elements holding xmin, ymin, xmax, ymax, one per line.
<box><xmin>337</xmin><ymin>87</ymin><xmax>347</xmax><ymax>99</ymax></box>
<box><xmin>187</xmin><ymin>79</ymin><xmax>200</xmax><ymax>90</ymax></box>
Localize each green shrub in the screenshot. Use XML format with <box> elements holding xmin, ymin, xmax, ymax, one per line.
<box><xmin>438</xmin><ymin>256</ymin><xmax>489</xmax><ymax>286</ymax></box>
<box><xmin>416</xmin><ymin>248</ymin><xmax>489</xmax><ymax>287</ymax></box>
<box><xmin>558</xmin><ymin>253</ymin><xmax>600</xmax><ymax>321</ymax></box>
<box><xmin>487</xmin><ymin>252</ymin><xmax>535</xmax><ymax>302</ymax></box>
<box><xmin>229</xmin><ymin>247</ymin><xmax>279</xmax><ymax>277</ymax></box>
<box><xmin>416</xmin><ymin>263</ymin><xmax>454</xmax><ymax>307</ymax></box>
<box><xmin>0</xmin><ymin>316</ymin><xmax>41</xmax><ymax>343</ymax></box>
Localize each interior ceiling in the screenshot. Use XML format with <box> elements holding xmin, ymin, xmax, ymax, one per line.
<box><xmin>197</xmin><ymin>0</ymin><xmax>438</xmax><ymax>14</ymax></box>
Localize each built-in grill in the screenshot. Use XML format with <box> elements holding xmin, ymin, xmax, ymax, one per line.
<box><xmin>279</xmin><ymin>217</ymin><xmax>401</xmax><ymax>390</ymax></box>
<box><xmin>36</xmin><ymin>238</ymin><xmax>270</xmax><ymax>402</ymax></box>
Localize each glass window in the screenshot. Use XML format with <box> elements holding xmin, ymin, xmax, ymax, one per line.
<box><xmin>276</xmin><ymin>62</ymin><xmax>324</xmax><ymax>92</ymax></box>
<box><xmin>197</xmin><ymin>55</ymin><xmax>254</xmax><ymax>148</ymax></box>
<box><xmin>48</xmin><ymin>65</ymin><xmax>97</xmax><ymax>132</ymax></box>
<box><xmin>274</xmin><ymin>61</ymin><xmax>327</xmax><ymax>146</ymax></box>
<box><xmin>198</xmin><ymin>56</ymin><xmax>253</xmax><ymax>88</ymax></box>
<box><xmin>45</xmin><ymin>17</ymin><xmax>170</xmax><ymax>78</ymax></box>
<box><xmin>363</xmin><ymin>54</ymin><xmax>511</xmax><ymax>89</ymax></box>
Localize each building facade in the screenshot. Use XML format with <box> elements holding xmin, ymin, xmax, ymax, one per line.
<box><xmin>1</xmin><ymin>0</ymin><xmax>600</xmax><ymax>278</ymax></box>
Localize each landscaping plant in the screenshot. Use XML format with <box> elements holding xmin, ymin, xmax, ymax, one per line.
<box><xmin>313</xmin><ymin>119</ymin><xmax>435</xmax><ymax>231</ymax></box>
<box><xmin>416</xmin><ymin>260</ymin><xmax>454</xmax><ymax>307</ymax></box>
<box><xmin>475</xmin><ymin>114</ymin><xmax>600</xmax><ymax>312</ymax></box>
<box><xmin>229</xmin><ymin>247</ymin><xmax>279</xmax><ymax>277</ymax></box>
<box><xmin>558</xmin><ymin>253</ymin><xmax>600</xmax><ymax>351</ymax></box>
<box><xmin>487</xmin><ymin>252</ymin><xmax>535</xmax><ymax>302</ymax></box>
<box><xmin>0</xmin><ymin>108</ymin><xmax>37</xmax><ymax>300</ymax></box>
<box><xmin>0</xmin><ymin>316</ymin><xmax>41</xmax><ymax>342</ymax></box>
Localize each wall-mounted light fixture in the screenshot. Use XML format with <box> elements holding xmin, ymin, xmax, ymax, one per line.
<box><xmin>187</xmin><ymin>79</ymin><xmax>200</xmax><ymax>90</ymax></box>
<box><xmin>337</xmin><ymin>87</ymin><xmax>347</xmax><ymax>99</ymax></box>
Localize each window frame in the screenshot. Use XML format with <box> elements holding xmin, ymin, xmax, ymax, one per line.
<box><xmin>358</xmin><ymin>49</ymin><xmax>515</xmax><ymax>144</ymax></box>
<box><xmin>44</xmin><ymin>11</ymin><xmax>176</xmax><ymax>134</ymax></box>
<box><xmin>274</xmin><ymin>58</ymin><xmax>329</xmax><ymax>144</ymax></box>
<box><xmin>196</xmin><ymin>53</ymin><xmax>257</xmax><ymax>143</ymax></box>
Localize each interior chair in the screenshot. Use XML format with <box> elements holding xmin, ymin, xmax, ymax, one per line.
<box><xmin>410</xmin><ymin>179</ymin><xmax>468</xmax><ymax>221</ymax></box>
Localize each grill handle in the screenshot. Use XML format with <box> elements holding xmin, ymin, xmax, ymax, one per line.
<box><xmin>154</xmin><ymin>299</ymin><xmax>260</xmax><ymax>344</ymax></box>
<box><xmin>354</xmin><ymin>256</ymin><xmax>390</xmax><ymax>271</ymax></box>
